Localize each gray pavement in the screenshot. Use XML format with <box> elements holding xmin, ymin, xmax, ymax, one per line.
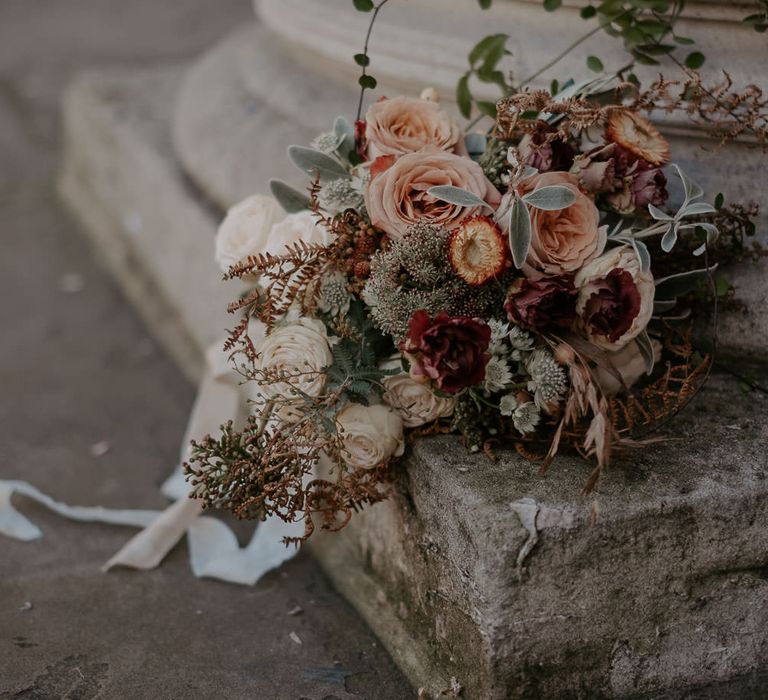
<box><xmin>0</xmin><ymin>1</ymin><xmax>411</xmax><ymax>697</ymax></box>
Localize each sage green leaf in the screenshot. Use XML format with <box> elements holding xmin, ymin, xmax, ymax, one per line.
<box><xmin>681</xmin><ymin>202</ymin><xmax>717</xmax><ymax>217</ymax></box>
<box><xmin>672</xmin><ymin>164</ymin><xmax>703</xmax><ymax>202</ymax></box>
<box><xmin>287</xmin><ymin>145</ymin><xmax>350</xmax><ymax>181</ymax></box>
<box><xmin>522</xmin><ymin>185</ymin><xmax>577</xmax><ymax>210</ymax></box>
<box><xmin>469</xmin><ymin>33</ymin><xmax>507</xmax><ymax>65</ymax></box>
<box><xmin>269</xmin><ymin>179</ymin><xmax>311</xmax><ymax>213</ymax></box>
<box><xmin>648</xmin><ymin>203</ymin><xmax>672</xmax><ymax>221</ymax></box>
<box><xmin>333</xmin><ymin>116</ymin><xmax>355</xmax><ymax>156</ymax></box>
<box><xmin>509</xmin><ymin>196</ymin><xmax>532</xmax><ymax>268</ymax></box>
<box><xmin>632</xmin><ymin>238</ymin><xmax>651</xmax><ymax>273</ymax></box>
<box><xmin>427</xmin><ymin>185</ymin><xmax>492</xmax><ymax>210</ymax></box>
<box><xmin>660</xmin><ymin>225</ymin><xmax>677</xmax><ymax>253</ymax></box>
<box><xmin>636</xmin><ymin>330</ymin><xmax>656</xmax><ymax>375</ymax></box>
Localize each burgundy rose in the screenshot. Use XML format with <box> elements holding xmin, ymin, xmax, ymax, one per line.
<box><xmin>571</xmin><ymin>143</ymin><xmax>667</xmax><ymax>215</ymax></box>
<box><xmin>581</xmin><ymin>269</ymin><xmax>640</xmax><ymax>343</ymax></box>
<box><xmin>401</xmin><ymin>310</ymin><xmax>491</xmax><ymax>394</ymax></box>
<box><xmin>518</xmin><ymin>123</ymin><xmax>576</xmax><ymax>173</ymax></box>
<box><xmin>504</xmin><ymin>275</ymin><xmax>578</xmax><ymax>332</ymax></box>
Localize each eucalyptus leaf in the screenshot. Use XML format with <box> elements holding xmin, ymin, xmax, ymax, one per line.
<box><xmin>648</xmin><ymin>203</ymin><xmax>673</xmax><ymax>221</ymax></box>
<box><xmin>522</xmin><ymin>185</ymin><xmax>577</xmax><ymax>211</ymax></box>
<box><xmin>287</xmin><ymin>145</ymin><xmax>350</xmax><ymax>182</ymax></box>
<box><xmin>632</xmin><ymin>238</ymin><xmax>651</xmax><ymax>273</ymax></box>
<box><xmin>636</xmin><ymin>330</ymin><xmax>655</xmax><ymax>375</ymax></box>
<box><xmin>269</xmin><ymin>179</ymin><xmax>311</xmax><ymax>213</ymax></box>
<box><xmin>457</xmin><ymin>74</ymin><xmax>472</xmax><ymax>119</ymax></box>
<box><xmin>427</xmin><ymin>185</ymin><xmax>493</xmax><ymax>210</ymax></box>
<box><xmin>655</xmin><ymin>265</ymin><xmax>717</xmax><ymax>299</ymax></box>
<box><xmin>508</xmin><ymin>195</ymin><xmax>532</xmax><ymax>268</ymax></box>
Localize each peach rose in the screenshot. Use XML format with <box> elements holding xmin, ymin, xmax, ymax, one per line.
<box><xmin>365</xmin><ymin>147</ymin><xmax>499</xmax><ymax>240</ymax></box>
<box><xmin>575</xmin><ymin>246</ymin><xmax>655</xmax><ymax>350</ymax></box>
<box><xmin>365</xmin><ymin>96</ymin><xmax>463</xmax><ymax>159</ymax></box>
<box><xmin>519</xmin><ymin>172</ymin><xmax>606</xmax><ymax>277</ymax></box>
<box><xmin>592</xmin><ymin>338</ymin><xmax>662</xmax><ymax>395</ymax></box>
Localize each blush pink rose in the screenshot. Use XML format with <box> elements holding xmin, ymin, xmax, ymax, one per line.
<box><xmin>518</xmin><ymin>171</ymin><xmax>606</xmax><ymax>277</ymax></box>
<box><xmin>365</xmin><ymin>96</ymin><xmax>464</xmax><ymax>159</ymax></box>
<box><xmin>365</xmin><ymin>147</ymin><xmax>499</xmax><ymax>240</ymax></box>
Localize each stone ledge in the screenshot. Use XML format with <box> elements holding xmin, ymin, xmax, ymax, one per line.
<box><xmin>58</xmin><ymin>65</ymin><xmax>768</xmax><ymax>697</ymax></box>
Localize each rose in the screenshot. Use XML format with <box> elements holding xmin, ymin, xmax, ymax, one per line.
<box><xmin>214</xmin><ymin>195</ymin><xmax>285</xmax><ymax>272</ymax></box>
<box><xmin>575</xmin><ymin>247</ymin><xmax>655</xmax><ymax>350</ymax></box>
<box><xmin>571</xmin><ymin>143</ymin><xmax>668</xmax><ymax>215</ymax></box>
<box><xmin>265</xmin><ymin>211</ymin><xmax>331</xmax><ymax>255</ymax></box>
<box><xmin>518</xmin><ymin>124</ymin><xmax>575</xmax><ymax>173</ymax></box>
<box><xmin>365</xmin><ymin>96</ymin><xmax>463</xmax><ymax>159</ymax></box>
<box><xmin>255</xmin><ymin>318</ymin><xmax>333</xmax><ymax>422</ymax></box>
<box><xmin>401</xmin><ymin>310</ymin><xmax>491</xmax><ymax>394</ymax></box>
<box><xmin>518</xmin><ymin>172</ymin><xmax>606</xmax><ymax>277</ymax></box>
<box><xmin>365</xmin><ymin>147</ymin><xmax>499</xmax><ymax>240</ymax></box>
<box><xmin>504</xmin><ymin>275</ymin><xmax>578</xmax><ymax>332</ymax></box>
<box><xmin>337</xmin><ymin>403</ymin><xmax>405</xmax><ymax>469</ymax></box>
<box><xmin>381</xmin><ymin>357</ymin><xmax>456</xmax><ymax>427</ymax></box>
<box><xmin>592</xmin><ymin>338</ymin><xmax>662</xmax><ymax>395</ymax></box>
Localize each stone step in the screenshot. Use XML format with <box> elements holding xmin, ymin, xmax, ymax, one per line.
<box><xmin>58</xmin><ymin>64</ymin><xmax>768</xmax><ymax>697</ymax></box>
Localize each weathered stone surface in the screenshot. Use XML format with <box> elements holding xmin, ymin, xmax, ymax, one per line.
<box><xmin>59</xmin><ymin>67</ymin><xmax>233</xmax><ymax>381</ymax></box>
<box><xmin>311</xmin><ymin>372</ymin><xmax>768</xmax><ymax>698</ymax></box>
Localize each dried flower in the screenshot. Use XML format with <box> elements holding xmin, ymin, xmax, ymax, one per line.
<box><xmin>337</xmin><ymin>403</ymin><xmax>404</xmax><ymax>469</ymax></box>
<box><xmin>526</xmin><ymin>349</ymin><xmax>568</xmax><ymax>411</ymax></box>
<box><xmin>449</xmin><ymin>216</ymin><xmax>507</xmax><ymax>286</ymax></box>
<box><xmin>508</xmin><ymin>326</ymin><xmax>535</xmax><ymax>360</ymax></box>
<box><xmin>402</xmin><ymin>310</ymin><xmax>491</xmax><ymax>394</ymax></box>
<box><xmin>318</xmin><ymin>270</ymin><xmax>352</xmax><ymax>317</ymax></box>
<box><xmin>605</xmin><ymin>110</ymin><xmax>670</xmax><ymax>167</ymax></box>
<box><xmin>488</xmin><ymin>319</ymin><xmax>511</xmax><ymax>356</ymax></box>
<box><xmin>381</xmin><ymin>357</ymin><xmax>456</xmax><ymax>427</ymax></box>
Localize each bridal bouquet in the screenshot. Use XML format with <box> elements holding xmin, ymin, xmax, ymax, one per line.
<box><xmin>186</xmin><ymin>78</ymin><xmax>749</xmax><ymax>542</ymax></box>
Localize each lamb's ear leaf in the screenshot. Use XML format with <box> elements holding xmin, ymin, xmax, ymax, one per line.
<box><xmin>521</xmin><ymin>185</ymin><xmax>576</xmax><ymax>211</ymax></box>
<box><xmin>333</xmin><ymin>116</ymin><xmax>355</xmax><ymax>156</ymax></box>
<box><xmin>672</xmin><ymin>163</ymin><xmax>703</xmax><ymax>203</ymax></box>
<box><xmin>287</xmin><ymin>145</ymin><xmax>350</xmax><ymax>181</ymax></box>
<box><xmin>660</xmin><ymin>224</ymin><xmax>677</xmax><ymax>253</ymax></box>
<box><xmin>427</xmin><ymin>185</ymin><xmax>493</xmax><ymax>210</ymax></box>
<box><xmin>636</xmin><ymin>330</ymin><xmax>655</xmax><ymax>375</ymax></box>
<box><xmin>632</xmin><ymin>238</ymin><xmax>651</xmax><ymax>273</ymax></box>
<box><xmin>509</xmin><ymin>195</ymin><xmax>532</xmax><ymax>268</ymax></box>
<box><xmin>269</xmin><ymin>179</ymin><xmax>311</xmax><ymax>213</ymax></box>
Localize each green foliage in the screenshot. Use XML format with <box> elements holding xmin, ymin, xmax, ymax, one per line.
<box><xmin>684</xmin><ymin>51</ymin><xmax>706</xmax><ymax>69</ymax></box>
<box><xmin>325</xmin><ymin>300</ymin><xmax>396</xmax><ymax>405</ymax></box>
<box><xmin>586</xmin><ymin>55</ymin><xmax>604</xmax><ymax>72</ymax></box>
<box><xmin>457</xmin><ymin>33</ymin><xmax>513</xmax><ymax>119</ymax></box>
<box><xmin>353</xmin><ymin>0</ymin><xmax>374</xmax><ymax>11</ymax></box>
<box><xmin>478</xmin><ymin>0</ymin><xmax>493</xmax><ymax>8</ymax></box>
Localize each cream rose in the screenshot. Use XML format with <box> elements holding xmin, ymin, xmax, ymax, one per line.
<box><xmin>593</xmin><ymin>338</ymin><xmax>662</xmax><ymax>395</ymax></box>
<box><xmin>265</xmin><ymin>211</ymin><xmax>331</xmax><ymax>255</ymax></box>
<box><xmin>518</xmin><ymin>172</ymin><xmax>606</xmax><ymax>277</ymax></box>
<box><xmin>337</xmin><ymin>403</ymin><xmax>405</xmax><ymax>469</ymax></box>
<box><xmin>380</xmin><ymin>358</ymin><xmax>456</xmax><ymax>428</ymax></box>
<box><xmin>365</xmin><ymin>147</ymin><xmax>499</xmax><ymax>240</ymax></box>
<box><xmin>365</xmin><ymin>96</ymin><xmax>463</xmax><ymax>159</ymax></box>
<box><xmin>255</xmin><ymin>318</ymin><xmax>333</xmax><ymax>422</ymax></box>
<box><xmin>214</xmin><ymin>195</ymin><xmax>285</xmax><ymax>272</ymax></box>
<box><xmin>575</xmin><ymin>246</ymin><xmax>655</xmax><ymax>350</ymax></box>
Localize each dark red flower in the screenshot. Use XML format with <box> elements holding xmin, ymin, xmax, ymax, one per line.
<box><xmin>354</xmin><ymin>118</ymin><xmax>368</xmax><ymax>162</ymax></box>
<box><xmin>401</xmin><ymin>311</ymin><xmax>491</xmax><ymax>394</ymax></box>
<box><xmin>518</xmin><ymin>122</ymin><xmax>576</xmax><ymax>173</ymax></box>
<box><xmin>504</xmin><ymin>275</ymin><xmax>578</xmax><ymax>332</ymax></box>
<box><xmin>581</xmin><ymin>268</ymin><xmax>641</xmax><ymax>343</ymax></box>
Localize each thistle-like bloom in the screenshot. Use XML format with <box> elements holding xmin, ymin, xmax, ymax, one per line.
<box><xmin>488</xmin><ymin>319</ymin><xmax>511</xmax><ymax>356</ymax></box>
<box><xmin>311</xmin><ymin>131</ymin><xmax>341</xmax><ymax>155</ymax></box>
<box><xmin>483</xmin><ymin>355</ymin><xmax>513</xmax><ymax>393</ymax></box>
<box><xmin>317</xmin><ymin>270</ymin><xmax>352</xmax><ymax>317</ymax></box>
<box><xmin>499</xmin><ymin>394</ymin><xmax>540</xmax><ymax>434</ymax></box>
<box><xmin>508</xmin><ymin>326</ymin><xmax>535</xmax><ymax>360</ymax></box>
<box><xmin>526</xmin><ymin>349</ymin><xmax>568</xmax><ymax>411</ymax></box>
<box><xmin>318</xmin><ymin>178</ymin><xmax>365</xmax><ymax>215</ymax></box>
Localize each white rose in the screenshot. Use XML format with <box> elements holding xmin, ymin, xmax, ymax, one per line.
<box><xmin>214</xmin><ymin>195</ymin><xmax>285</xmax><ymax>273</ymax></box>
<box><xmin>381</xmin><ymin>357</ymin><xmax>455</xmax><ymax>428</ymax></box>
<box><xmin>574</xmin><ymin>246</ymin><xmax>655</xmax><ymax>350</ymax></box>
<box><xmin>337</xmin><ymin>403</ymin><xmax>405</xmax><ymax>470</ymax></box>
<box><xmin>592</xmin><ymin>338</ymin><xmax>662</xmax><ymax>396</ymax></box>
<box><xmin>265</xmin><ymin>211</ymin><xmax>331</xmax><ymax>255</ymax></box>
<box><xmin>255</xmin><ymin>318</ymin><xmax>333</xmax><ymax>423</ymax></box>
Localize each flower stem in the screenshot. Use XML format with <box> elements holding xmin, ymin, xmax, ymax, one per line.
<box><xmin>356</xmin><ymin>0</ymin><xmax>392</xmax><ymax>123</ymax></box>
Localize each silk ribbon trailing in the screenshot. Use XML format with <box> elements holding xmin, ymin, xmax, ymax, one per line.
<box><xmin>0</xmin><ymin>343</ymin><xmax>304</xmax><ymax>585</ymax></box>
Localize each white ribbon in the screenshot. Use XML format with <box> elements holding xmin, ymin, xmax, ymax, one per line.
<box><xmin>0</xmin><ymin>342</ymin><xmax>304</xmax><ymax>585</ymax></box>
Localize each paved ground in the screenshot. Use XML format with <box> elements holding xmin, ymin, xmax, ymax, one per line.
<box><xmin>0</xmin><ymin>1</ymin><xmax>412</xmax><ymax>697</ymax></box>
